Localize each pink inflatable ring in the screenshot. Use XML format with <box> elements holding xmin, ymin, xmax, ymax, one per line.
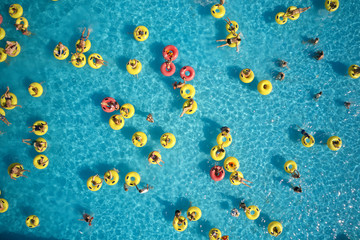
<box><xmin>180</xmin><ymin>66</ymin><xmax>195</xmax><ymax>81</ymax></box>
<box><xmin>101</xmin><ymin>97</ymin><xmax>119</xmax><ymax>113</ymax></box>
<box><xmin>162</xmin><ymin>45</ymin><xmax>178</xmax><ymax>61</ymax></box>
<box><xmin>210</xmin><ymin>166</ymin><xmax>225</xmax><ymax>181</ymax></box>
<box><xmin>160</xmin><ymin>62</ymin><xmax>176</xmax><ymax>76</ymax></box>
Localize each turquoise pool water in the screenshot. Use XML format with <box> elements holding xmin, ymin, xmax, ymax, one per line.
<box><xmin>0</xmin><ymin>0</ymin><xmax>359</xmax><ymax>239</ymax></box>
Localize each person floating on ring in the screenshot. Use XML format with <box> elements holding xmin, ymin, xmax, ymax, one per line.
<box><xmin>275</xmin><ymin>72</ymin><xmax>285</xmax><ymax>81</ymax></box>
<box><xmin>9</xmin><ymin>164</ymin><xmax>30</xmax><ymax>180</ymax></box>
<box><xmin>232</xmin><ymin>172</ymin><xmax>252</xmax><ymax>188</ymax></box>
<box><xmin>0</xmin><ymin>111</ymin><xmax>11</xmax><ymax>126</ymax></box>
<box><xmin>285</xmin><ymin>7</ymin><xmax>310</xmax><ymax>18</ymax></box>
<box><xmin>220</xmin><ymin>126</ymin><xmax>230</xmax><ymax>137</ymax></box>
<box><xmin>22</xmin><ymin>139</ymin><xmax>47</xmax><ymax>152</ymax></box>
<box><xmin>216</xmin><ymin>33</ymin><xmax>242</xmax><ymax>52</ymax></box>
<box><xmin>148</xmin><ymin>151</ymin><xmax>164</xmax><ymax>166</ymax></box>
<box><xmin>180</xmin><ymin>98</ymin><xmax>194</xmax><ymax>117</ymax></box>
<box><xmin>29</xmin><ymin>122</ymin><xmax>47</xmax><ymax>134</ymax></box>
<box><xmin>5</xmin><ymin>41</ymin><xmax>19</xmax><ymax>56</ymax></box>
<box><xmin>76</xmin><ymin>28</ymin><xmax>90</xmax><ymax>53</ymax></box>
<box><xmin>3</xmin><ymin>87</ymin><xmax>22</xmax><ymax>109</ymax></box>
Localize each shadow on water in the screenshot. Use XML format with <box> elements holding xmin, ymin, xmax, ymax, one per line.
<box><xmin>94</xmin><ymin>162</ymin><xmax>115</xmax><ymax>175</ymax></box>
<box><xmin>77</xmin><ymin>165</ymin><xmax>97</xmax><ymax>181</ymax></box>
<box><xmin>255</xmin><ymin>211</ymin><xmax>272</xmax><ymax>228</ymax></box>
<box><xmin>327</xmin><ymin>61</ymin><xmax>348</xmax><ymax>76</ymax></box>
<box><xmin>223</xmin><ymin>194</ymin><xmax>243</xmax><ymax>208</ymax></box>
<box><xmin>214</xmin><ymin>19</ymin><xmax>225</xmax><ymax>40</ymax></box>
<box><xmin>195</xmin><ymin>218</ymin><xmax>213</xmax><ymax>238</ymax></box>
<box><xmin>263</xmin><ymin>5</ymin><xmax>286</xmax><ymax>24</ymax></box>
<box><xmin>2</xmin><ymin>154</ymin><xmax>16</xmax><ymax>166</ymax></box>
<box><xmin>198</xmin><ymin>117</ymin><xmax>221</xmax><ymax>154</ymax></box>
<box><xmin>334</xmin><ymin>98</ymin><xmax>346</xmax><ymax>107</ymax></box>
<box><xmin>134</xmin><ymin>108</ymin><xmax>149</xmax><ymax>118</ymax></box>
<box><xmin>19</xmin><ymin>205</ymin><xmax>35</xmax><ymax>217</ymax></box>
<box><xmin>115</xmin><ymin>162</ymin><xmax>131</xmax><ymax>179</ymax></box>
<box><xmin>334</xmin><ymin>233</ymin><xmax>351</xmax><ymax>240</ymax></box>
<box><xmin>313</xmin><ymin>130</ymin><xmax>329</xmax><ymax>145</ymax></box>
<box><xmin>72</xmin><ymin>204</ymin><xmax>90</xmax><ymax>215</ymax></box>
<box><xmin>46</xmin><ymin>40</ymin><xmax>58</xmax><ymax>58</ymax></box>
<box><xmin>22</xmin><ymin>77</ymin><xmax>33</xmax><ymax>89</ymax></box>
<box><xmin>197</xmin><ymin>5</ymin><xmax>209</xmax><ymax>17</ymax></box>
<box><xmin>0</xmin><ymin>232</ymin><xmax>59</xmax><ymax>240</ymax></box>
<box><xmin>148</xmin><ymin>125</ymin><xmax>165</xmax><ymax>141</ymax></box>
<box><xmin>220</xmin><ymin>200</ymin><xmax>230</xmax><ymax>210</ymax></box>
<box><xmin>155</xmin><ymin>197</ymin><xmax>191</xmax><ymax>222</ymax></box>
<box><xmin>139</xmin><ymin>145</ymin><xmax>153</xmax><ymax>159</ymax></box>
<box><xmin>26</xmin><ymin>116</ymin><xmax>44</xmax><ymax>128</ymax></box>
<box><xmin>226</xmin><ymin>65</ymin><xmax>241</xmax><ymax>81</ymax></box>
<box><xmin>122</xmin><ymin>24</ymin><xmax>136</xmax><ymax>35</ymax></box>
<box><xmin>198</xmin><ymin>158</ymin><xmax>212</xmax><ymax>174</ymax></box>
<box><xmin>120</xmin><ymin>126</ymin><xmax>139</xmax><ymax>141</ymax></box>
<box><xmin>271</xmin><ymin>154</ymin><xmax>286</xmax><ymax>171</ymax></box>
<box><xmin>116</xmin><ymin>56</ymin><xmax>129</xmax><ymax>73</ymax></box>
<box><xmin>287</xmin><ymin>124</ymin><xmax>299</xmax><ymax>142</ymax></box>
<box><xmin>312</xmin><ymin>0</ymin><xmax>325</xmax><ymax>10</ymax></box>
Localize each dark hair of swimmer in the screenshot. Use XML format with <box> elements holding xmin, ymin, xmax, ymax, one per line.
<box><xmin>294</xmin><ymin>186</ymin><xmax>302</xmax><ymax>193</ymax></box>
<box><xmin>175</xmin><ymin>210</ymin><xmax>181</xmax><ymax>217</ymax></box>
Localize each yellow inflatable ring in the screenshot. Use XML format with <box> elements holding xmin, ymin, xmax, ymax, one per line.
<box><xmin>284</xmin><ymin>160</ymin><xmax>297</xmax><ymax>173</ymax></box>
<box><xmin>148</xmin><ymin>151</ymin><xmax>162</xmax><ymax>164</ymax></box>
<box><xmin>120</xmin><ymin>103</ymin><xmax>135</xmax><ymax>119</ymax></box>
<box><xmin>75</xmin><ymin>39</ymin><xmax>91</xmax><ymax>53</ymax></box>
<box><xmin>104</xmin><ymin>170</ymin><xmax>119</xmax><ymax>186</ymax></box>
<box><xmin>35</xmin><ymin>137</ymin><xmax>47</xmax><ymax>152</ymax></box>
<box><xmin>26</xmin><ymin>215</ymin><xmax>39</xmax><ymax>228</ymax></box>
<box><xmin>160</xmin><ymin>133</ymin><xmax>176</xmax><ymax>149</ymax></box>
<box><xmin>268</xmin><ymin>221</ymin><xmax>283</xmax><ymax>237</ymax></box>
<box><xmin>348</xmin><ymin>65</ymin><xmax>360</xmax><ymax>79</ymax></box>
<box><xmin>301</xmin><ymin>135</ymin><xmax>315</xmax><ymax>148</ymax></box>
<box><xmin>224</xmin><ymin>157</ymin><xmax>239</xmax><ymax>172</ymax></box>
<box><xmin>5</xmin><ymin>41</ymin><xmax>21</xmax><ymax>57</ymax></box>
<box><xmin>327</xmin><ymin>136</ymin><xmax>342</xmax><ymax>151</ymax></box>
<box><xmin>71</xmin><ymin>53</ymin><xmax>86</xmax><ymax>68</ymax></box>
<box><xmin>0</xmin><ymin>199</ymin><xmax>9</xmax><ymax>213</ymax></box>
<box><xmin>226</xmin><ymin>21</ymin><xmax>239</xmax><ymax>33</ymax></box>
<box><xmin>0</xmin><ymin>108</ymin><xmax>5</xmax><ymax>118</ymax></box>
<box><xmin>133</xmin><ymin>26</ymin><xmax>149</xmax><ymax>42</ymax></box>
<box><xmin>9</xmin><ymin>4</ymin><xmax>23</xmax><ymax>19</ymax></box>
<box><xmin>216</xmin><ymin>133</ymin><xmax>232</xmax><ymax>147</ymax></box>
<box><xmin>126</xmin><ymin>59</ymin><xmax>142</xmax><ymax>75</ymax></box>
<box><xmin>87</xmin><ymin>175</ymin><xmax>103</xmax><ymax>192</ymax></box>
<box><xmin>286</xmin><ymin>6</ymin><xmax>300</xmax><ymax>20</ymax></box>
<box><xmin>275</xmin><ymin>12</ymin><xmax>288</xmax><ymax>25</ymax></box>
<box><xmin>209</xmin><ymin>228</ymin><xmax>222</xmax><ymax>240</ymax></box>
<box><xmin>0</xmin><ymin>28</ymin><xmax>5</xmax><ymax>41</ymax></box>
<box><xmin>88</xmin><ymin>53</ymin><xmax>104</xmax><ymax>69</ymax></box>
<box><xmin>182</xmin><ymin>99</ymin><xmax>198</xmax><ymax>115</ymax></box>
<box><xmin>210</xmin><ymin>145</ymin><xmax>226</xmax><ymax>161</ymax></box>
<box><xmin>125</xmin><ymin>172</ymin><xmax>141</xmax><ymax>187</ymax></box>
<box><xmin>226</xmin><ymin>33</ymin><xmax>241</xmax><ymax>48</ymax></box>
<box><xmin>258</xmin><ymin>80</ymin><xmax>272</xmax><ymax>95</ymax></box>
<box><xmin>0</xmin><ymin>48</ymin><xmax>7</xmax><ymax>63</ymax></box>
<box><xmin>28</xmin><ymin>83</ymin><xmax>43</xmax><ymax>97</ymax></box>
<box><xmin>53</xmin><ymin>45</ymin><xmax>69</xmax><ymax>60</ymax></box>
<box><xmin>15</xmin><ymin>17</ymin><xmax>29</xmax><ymax>29</ymax></box>
<box><xmin>180</xmin><ymin>84</ymin><xmax>196</xmax><ymax>99</ymax></box>
<box><xmin>187</xmin><ymin>206</ymin><xmax>202</xmax><ymax>221</ymax></box>
<box><xmin>245</xmin><ymin>205</ymin><xmax>260</xmax><ymax>220</ymax></box>
<box><xmin>229</xmin><ymin>171</ymin><xmax>244</xmax><ymax>185</ymax></box>
<box><xmin>173</xmin><ymin>216</ymin><xmax>188</xmax><ymax>232</ymax></box>
<box><xmin>32</xmin><ymin>121</ymin><xmax>48</xmax><ymax>136</ymax></box>
<box><xmin>1</xmin><ymin>92</ymin><xmax>18</xmax><ymax>110</ymax></box>
<box><xmin>132</xmin><ymin>132</ymin><xmax>147</xmax><ymax>147</ymax></box>
<box><xmin>8</xmin><ymin>163</ymin><xmax>24</xmax><ymax>179</ymax></box>
<box><xmin>211</xmin><ymin>4</ymin><xmax>225</xmax><ymax>18</ymax></box>
<box><xmin>109</xmin><ymin>114</ymin><xmax>125</xmax><ymax>130</ymax></box>
<box><xmin>239</xmin><ymin>68</ymin><xmax>255</xmax><ymax>83</ymax></box>
<box><xmin>33</xmin><ymin>154</ymin><xmax>49</xmax><ymax>170</ymax></box>
<box><xmin>325</xmin><ymin>0</ymin><xmax>339</xmax><ymax>12</ymax></box>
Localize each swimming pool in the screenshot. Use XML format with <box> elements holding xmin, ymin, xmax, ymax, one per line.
<box><xmin>0</xmin><ymin>0</ymin><xmax>359</xmax><ymax>239</ymax></box>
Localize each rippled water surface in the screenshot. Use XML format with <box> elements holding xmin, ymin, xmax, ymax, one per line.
<box><xmin>0</xmin><ymin>0</ymin><xmax>359</xmax><ymax>239</ymax></box>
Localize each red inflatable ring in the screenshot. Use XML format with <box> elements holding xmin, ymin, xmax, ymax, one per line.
<box><xmin>180</xmin><ymin>66</ymin><xmax>195</xmax><ymax>81</ymax></box>
<box><xmin>210</xmin><ymin>166</ymin><xmax>225</xmax><ymax>181</ymax></box>
<box><xmin>162</xmin><ymin>45</ymin><xmax>178</xmax><ymax>61</ymax></box>
<box><xmin>101</xmin><ymin>97</ymin><xmax>119</xmax><ymax>113</ymax></box>
<box><xmin>160</xmin><ymin>62</ymin><xmax>176</xmax><ymax>76</ymax></box>
<box><xmin>0</xmin><ymin>14</ymin><xmax>3</xmax><ymax>25</ymax></box>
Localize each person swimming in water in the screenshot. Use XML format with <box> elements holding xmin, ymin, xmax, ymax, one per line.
<box><xmin>79</xmin><ymin>213</ymin><xmax>94</xmax><ymax>226</ymax></box>
<box><xmin>135</xmin><ymin>184</ymin><xmax>152</xmax><ymax>194</ymax></box>
<box><xmin>303</xmin><ymin>37</ymin><xmax>319</xmax><ymax>45</ymax></box>
<box><xmin>219</xmin><ymin>0</ymin><xmax>225</xmax><ymax>5</ymax></box>
<box><xmin>172</xmin><ymin>78</ymin><xmax>186</xmax><ymax>89</ymax></box>
<box><xmin>180</xmin><ymin>98</ymin><xmax>194</xmax><ymax>117</ymax></box>
<box><xmin>148</xmin><ymin>151</ymin><xmax>164</xmax><ymax>166</ymax></box>
<box><xmin>29</xmin><ymin>122</ymin><xmax>47</xmax><ymax>134</ymax></box>
<box><xmin>314</xmin><ymin>91</ymin><xmax>322</xmax><ymax>101</ymax></box>
<box><xmin>285</xmin><ymin>7</ymin><xmax>311</xmax><ymax>18</ymax></box>
<box><xmin>0</xmin><ymin>111</ymin><xmax>11</xmax><ymax>126</ymax></box>
<box><xmin>231</xmin><ymin>208</ymin><xmax>240</xmax><ymax>217</ymax></box>
<box><xmin>344</xmin><ymin>102</ymin><xmax>351</xmax><ymax>109</ymax></box>
<box><xmin>76</xmin><ymin>28</ymin><xmax>90</xmax><ymax>53</ymax></box>
<box><xmin>9</xmin><ymin>164</ymin><xmax>30</xmax><ymax>180</ymax></box>
<box><xmin>124</xmin><ymin>183</ymin><xmax>129</xmax><ymax>192</ymax></box>
<box><xmin>279</xmin><ymin>60</ymin><xmax>289</xmax><ymax>69</ymax></box>
<box><xmin>146</xmin><ymin>113</ymin><xmax>154</xmax><ymax>123</ymax></box>
<box><xmin>216</xmin><ymin>33</ymin><xmax>242</xmax><ymax>52</ymax></box>
<box><xmin>293</xmin><ymin>185</ymin><xmax>302</xmax><ymax>193</ymax></box>
<box><xmin>314</xmin><ymin>50</ymin><xmax>324</xmax><ymax>60</ymax></box>
<box><xmin>239</xmin><ymin>202</ymin><xmax>249</xmax><ymax>212</ymax></box>
<box><xmin>275</xmin><ymin>72</ymin><xmax>285</xmax><ymax>81</ymax></box>
<box><xmin>291</xmin><ymin>169</ymin><xmax>300</xmax><ymax>179</ymax></box>
<box><xmin>2</xmin><ymin>87</ymin><xmax>22</xmax><ymax>109</ymax></box>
